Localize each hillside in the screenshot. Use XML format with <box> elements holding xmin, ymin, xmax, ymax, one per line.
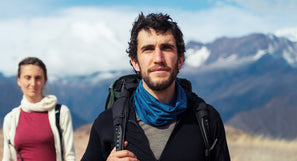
<box><xmin>182</xmin><ymin>54</ymin><xmax>297</xmax><ymax>139</ymax></box>
<box><xmin>225</xmin><ymin>126</ymin><xmax>297</xmax><ymax>161</ymax></box>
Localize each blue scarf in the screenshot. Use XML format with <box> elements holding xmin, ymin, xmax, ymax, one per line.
<box><xmin>134</xmin><ymin>80</ymin><xmax>187</xmax><ymax>126</ymax></box>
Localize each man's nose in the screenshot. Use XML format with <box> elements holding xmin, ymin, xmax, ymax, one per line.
<box><xmin>154</xmin><ymin>48</ymin><xmax>165</xmax><ymax>63</ymax></box>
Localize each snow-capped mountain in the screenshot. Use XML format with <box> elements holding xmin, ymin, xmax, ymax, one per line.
<box><xmin>184</xmin><ymin>33</ymin><xmax>297</xmax><ymax>70</ymax></box>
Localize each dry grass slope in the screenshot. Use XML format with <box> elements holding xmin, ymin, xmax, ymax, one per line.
<box><xmin>1</xmin><ymin>125</ymin><xmax>297</xmax><ymax>161</ymax></box>
<box><xmin>225</xmin><ymin>125</ymin><xmax>297</xmax><ymax>161</ymax></box>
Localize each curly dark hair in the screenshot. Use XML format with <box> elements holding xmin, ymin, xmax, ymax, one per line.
<box><xmin>127</xmin><ymin>13</ymin><xmax>185</xmax><ymax>62</ymax></box>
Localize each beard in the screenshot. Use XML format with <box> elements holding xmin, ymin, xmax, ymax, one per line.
<box><xmin>141</xmin><ymin>63</ymin><xmax>179</xmax><ymax>91</ymax></box>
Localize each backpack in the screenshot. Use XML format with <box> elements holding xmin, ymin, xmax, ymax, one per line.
<box><xmin>105</xmin><ymin>74</ymin><xmax>216</xmax><ymax>161</ymax></box>
<box><xmin>55</xmin><ymin>104</ymin><xmax>64</xmax><ymax>161</ymax></box>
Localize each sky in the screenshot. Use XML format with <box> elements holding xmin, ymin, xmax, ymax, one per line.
<box><xmin>1</xmin><ymin>0</ymin><xmax>297</xmax><ymax>78</ymax></box>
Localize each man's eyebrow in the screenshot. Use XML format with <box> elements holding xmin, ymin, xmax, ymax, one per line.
<box><xmin>139</xmin><ymin>41</ymin><xmax>176</xmax><ymax>51</ymax></box>
<box><xmin>161</xmin><ymin>43</ymin><xmax>176</xmax><ymax>48</ymax></box>
<box><xmin>140</xmin><ymin>44</ymin><xmax>154</xmax><ymax>50</ymax></box>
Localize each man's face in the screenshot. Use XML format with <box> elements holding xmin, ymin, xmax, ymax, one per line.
<box><xmin>131</xmin><ymin>28</ymin><xmax>184</xmax><ymax>91</ymax></box>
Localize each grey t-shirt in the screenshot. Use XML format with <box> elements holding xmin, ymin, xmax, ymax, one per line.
<box><xmin>137</xmin><ymin>115</ymin><xmax>176</xmax><ymax>160</ymax></box>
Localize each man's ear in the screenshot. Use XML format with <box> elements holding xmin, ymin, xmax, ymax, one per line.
<box><xmin>178</xmin><ymin>54</ymin><xmax>185</xmax><ymax>70</ymax></box>
<box><xmin>130</xmin><ymin>58</ymin><xmax>140</xmax><ymax>72</ymax></box>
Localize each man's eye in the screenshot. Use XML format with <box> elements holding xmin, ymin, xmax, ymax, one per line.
<box><xmin>162</xmin><ymin>45</ymin><xmax>175</xmax><ymax>51</ymax></box>
<box><xmin>143</xmin><ymin>48</ymin><xmax>154</xmax><ymax>52</ymax></box>
<box><xmin>163</xmin><ymin>47</ymin><xmax>171</xmax><ymax>50</ymax></box>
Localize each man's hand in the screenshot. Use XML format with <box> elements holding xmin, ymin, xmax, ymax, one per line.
<box><xmin>107</xmin><ymin>141</ymin><xmax>139</xmax><ymax>161</ymax></box>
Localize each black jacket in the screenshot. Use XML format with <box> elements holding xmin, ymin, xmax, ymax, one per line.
<box><xmin>81</xmin><ymin>89</ymin><xmax>230</xmax><ymax>161</ymax></box>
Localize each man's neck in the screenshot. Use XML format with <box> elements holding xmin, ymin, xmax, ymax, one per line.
<box><xmin>142</xmin><ymin>81</ymin><xmax>176</xmax><ymax>104</ymax></box>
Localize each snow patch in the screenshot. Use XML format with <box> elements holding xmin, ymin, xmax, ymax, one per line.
<box><xmin>253</xmin><ymin>50</ymin><xmax>267</xmax><ymax>60</ymax></box>
<box><xmin>185</xmin><ymin>47</ymin><xmax>210</xmax><ymax>67</ymax></box>
<box><xmin>275</xmin><ymin>27</ymin><xmax>297</xmax><ymax>42</ymax></box>
<box><xmin>283</xmin><ymin>50</ymin><xmax>297</xmax><ymax>66</ymax></box>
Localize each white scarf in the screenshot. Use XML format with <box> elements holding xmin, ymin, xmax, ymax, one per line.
<box><xmin>21</xmin><ymin>95</ymin><xmax>57</xmax><ymax>112</ymax></box>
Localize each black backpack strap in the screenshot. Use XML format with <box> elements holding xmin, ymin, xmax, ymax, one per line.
<box><xmin>178</xmin><ymin>78</ymin><xmax>217</xmax><ymax>160</ymax></box>
<box><xmin>194</xmin><ymin>102</ymin><xmax>211</xmax><ymax>161</ymax></box>
<box><xmin>8</xmin><ymin>140</ymin><xmax>24</xmax><ymax>161</ymax></box>
<box><xmin>55</xmin><ymin>103</ymin><xmax>64</xmax><ymax>161</ymax></box>
<box><xmin>112</xmin><ymin>89</ymin><xmax>130</xmax><ymax>151</ymax></box>
<box><xmin>194</xmin><ymin>100</ymin><xmax>219</xmax><ymax>161</ymax></box>
<box><xmin>112</xmin><ymin>75</ymin><xmax>140</xmax><ymax>151</ymax></box>
<box><xmin>188</xmin><ymin>88</ymin><xmax>219</xmax><ymax>161</ymax></box>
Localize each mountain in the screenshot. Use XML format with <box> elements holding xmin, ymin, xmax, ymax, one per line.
<box><xmin>182</xmin><ymin>33</ymin><xmax>297</xmax><ymax>139</ymax></box>
<box><xmin>185</xmin><ymin>33</ymin><xmax>297</xmax><ymax>69</ymax></box>
<box><xmin>0</xmin><ymin>73</ymin><xmax>22</xmax><ymax>127</ymax></box>
<box><xmin>1</xmin><ymin>33</ymin><xmax>297</xmax><ymax>140</ymax></box>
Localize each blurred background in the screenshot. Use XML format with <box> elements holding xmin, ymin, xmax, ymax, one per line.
<box><xmin>1</xmin><ymin>0</ymin><xmax>297</xmax><ymax>160</ymax></box>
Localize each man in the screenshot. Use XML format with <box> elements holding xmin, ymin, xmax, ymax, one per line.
<box><xmin>81</xmin><ymin>13</ymin><xmax>230</xmax><ymax>161</ymax></box>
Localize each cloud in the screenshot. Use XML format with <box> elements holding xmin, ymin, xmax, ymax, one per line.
<box><xmin>1</xmin><ymin>4</ymin><xmax>297</xmax><ymax>78</ymax></box>
<box><xmin>185</xmin><ymin>47</ymin><xmax>210</xmax><ymax>67</ymax></box>
<box><xmin>171</xmin><ymin>4</ymin><xmax>291</xmax><ymax>43</ymax></box>
<box><xmin>0</xmin><ymin>7</ymin><xmax>137</xmax><ymax>77</ymax></box>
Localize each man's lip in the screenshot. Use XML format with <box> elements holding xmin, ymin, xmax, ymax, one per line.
<box><xmin>151</xmin><ymin>67</ymin><xmax>167</xmax><ymax>72</ymax></box>
<box><xmin>149</xmin><ymin>65</ymin><xmax>171</xmax><ymax>72</ymax></box>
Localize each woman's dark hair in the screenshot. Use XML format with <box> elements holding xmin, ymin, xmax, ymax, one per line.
<box><xmin>127</xmin><ymin>13</ymin><xmax>186</xmax><ymax>61</ymax></box>
<box><xmin>17</xmin><ymin>57</ymin><xmax>48</xmax><ymax>82</ymax></box>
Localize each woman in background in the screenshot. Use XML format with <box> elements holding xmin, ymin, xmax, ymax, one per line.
<box><xmin>2</xmin><ymin>57</ymin><xmax>75</xmax><ymax>161</ymax></box>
